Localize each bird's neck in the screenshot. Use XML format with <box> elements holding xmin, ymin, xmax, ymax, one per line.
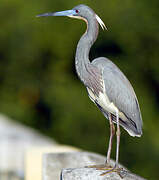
<box><xmin>75</xmin><ymin>17</ymin><xmax>99</xmax><ymax>84</ymax></box>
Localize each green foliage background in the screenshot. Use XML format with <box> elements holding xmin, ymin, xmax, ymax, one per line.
<box><xmin>0</xmin><ymin>0</ymin><xmax>159</xmax><ymax>179</ymax></box>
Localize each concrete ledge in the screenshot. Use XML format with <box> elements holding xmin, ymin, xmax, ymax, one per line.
<box><xmin>61</xmin><ymin>168</ymin><xmax>146</xmax><ymax>180</ymax></box>
<box><xmin>43</xmin><ymin>152</ymin><xmax>146</xmax><ymax>180</ymax></box>
<box><xmin>43</xmin><ymin>152</ymin><xmax>106</xmax><ymax>180</ymax></box>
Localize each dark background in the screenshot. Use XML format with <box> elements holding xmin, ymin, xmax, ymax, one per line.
<box><xmin>1</xmin><ymin>0</ymin><xmax>159</xmax><ymax>179</ymax></box>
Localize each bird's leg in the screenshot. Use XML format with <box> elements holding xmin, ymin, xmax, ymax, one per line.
<box><xmin>115</xmin><ymin>109</ymin><xmax>120</xmax><ymax>168</ymax></box>
<box><xmin>105</xmin><ymin>114</ymin><xmax>115</xmax><ymax>167</ymax></box>
<box><xmin>86</xmin><ymin>111</ymin><xmax>124</xmax><ymax>178</ymax></box>
<box><xmin>87</xmin><ymin>114</ymin><xmax>115</xmax><ymax>170</ymax></box>
<box><xmin>86</xmin><ymin>114</ymin><xmax>115</xmax><ymax>170</ymax></box>
<box><xmin>105</xmin><ymin>109</ymin><xmax>120</xmax><ymax>168</ymax></box>
<box><xmin>100</xmin><ymin>109</ymin><xmax>124</xmax><ymax>177</ymax></box>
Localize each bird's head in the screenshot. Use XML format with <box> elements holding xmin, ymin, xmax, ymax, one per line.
<box><xmin>37</xmin><ymin>4</ymin><xmax>107</xmax><ymax>30</ymax></box>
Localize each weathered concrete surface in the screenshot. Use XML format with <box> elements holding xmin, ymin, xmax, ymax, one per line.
<box><xmin>43</xmin><ymin>152</ymin><xmax>146</xmax><ymax>180</ymax></box>
<box><xmin>61</xmin><ymin>168</ymin><xmax>146</xmax><ymax>180</ymax></box>
<box><xmin>43</xmin><ymin>152</ymin><xmax>107</xmax><ymax>180</ymax></box>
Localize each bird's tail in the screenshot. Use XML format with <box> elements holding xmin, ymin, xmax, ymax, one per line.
<box><xmin>105</xmin><ymin>112</ymin><xmax>142</xmax><ymax>137</ymax></box>
<box><xmin>95</xmin><ymin>102</ymin><xmax>142</xmax><ymax>137</ymax></box>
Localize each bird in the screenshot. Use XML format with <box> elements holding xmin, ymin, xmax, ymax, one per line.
<box><xmin>37</xmin><ymin>4</ymin><xmax>143</xmax><ymax>175</ymax></box>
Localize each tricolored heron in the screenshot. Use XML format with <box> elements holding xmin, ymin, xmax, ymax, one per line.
<box><xmin>37</xmin><ymin>4</ymin><xmax>143</xmax><ymax>175</ymax></box>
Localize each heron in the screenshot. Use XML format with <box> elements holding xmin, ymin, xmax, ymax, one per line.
<box><xmin>37</xmin><ymin>4</ymin><xmax>143</xmax><ymax>175</ymax></box>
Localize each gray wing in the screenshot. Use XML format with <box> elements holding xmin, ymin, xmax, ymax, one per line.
<box><xmin>92</xmin><ymin>57</ymin><xmax>143</xmax><ymax>137</ymax></box>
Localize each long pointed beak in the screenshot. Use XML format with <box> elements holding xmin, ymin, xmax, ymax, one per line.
<box><xmin>36</xmin><ymin>9</ymin><xmax>76</xmax><ymax>17</ymax></box>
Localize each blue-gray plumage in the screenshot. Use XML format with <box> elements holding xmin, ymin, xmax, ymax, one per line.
<box><xmin>92</xmin><ymin>57</ymin><xmax>142</xmax><ymax>136</ymax></box>
<box><xmin>37</xmin><ymin>4</ymin><xmax>143</xmax><ymax>175</ymax></box>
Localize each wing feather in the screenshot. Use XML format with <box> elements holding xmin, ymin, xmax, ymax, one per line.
<box><xmin>92</xmin><ymin>57</ymin><xmax>143</xmax><ymax>136</ymax></box>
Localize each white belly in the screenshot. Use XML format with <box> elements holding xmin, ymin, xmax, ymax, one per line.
<box><xmin>87</xmin><ymin>87</ymin><xmax>118</xmax><ymax>115</ymax></box>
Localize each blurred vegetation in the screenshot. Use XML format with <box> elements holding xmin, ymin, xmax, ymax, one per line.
<box><xmin>0</xmin><ymin>0</ymin><xmax>159</xmax><ymax>179</ymax></box>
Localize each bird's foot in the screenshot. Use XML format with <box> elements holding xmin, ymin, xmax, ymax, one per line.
<box><xmin>85</xmin><ymin>164</ymin><xmax>127</xmax><ymax>179</ymax></box>
<box><xmin>100</xmin><ymin>165</ymin><xmax>127</xmax><ymax>179</ymax></box>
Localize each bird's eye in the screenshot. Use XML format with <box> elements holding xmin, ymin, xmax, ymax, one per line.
<box><xmin>75</xmin><ymin>9</ymin><xmax>79</xmax><ymax>13</ymax></box>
